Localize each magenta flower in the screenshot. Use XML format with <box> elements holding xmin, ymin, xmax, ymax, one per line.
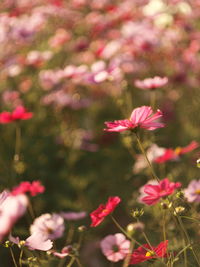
<box><xmin>11</xmin><ymin>181</ymin><xmax>45</xmax><ymax>196</ymax></box>
<box><xmin>104</xmin><ymin>106</ymin><xmax>164</xmax><ymax>132</ymax></box>
<box><xmin>134</xmin><ymin>76</ymin><xmax>168</xmax><ymax>90</ymax></box>
<box><xmin>90</xmin><ymin>196</ymin><xmax>121</xmax><ymax>227</ymax></box>
<box><xmin>0</xmin><ymin>106</ymin><xmax>33</xmax><ymax>124</ymax></box>
<box><xmin>30</xmin><ymin>213</ymin><xmax>65</xmax><ymax>240</ymax></box>
<box><xmin>100</xmin><ymin>233</ymin><xmax>131</xmax><ymax>262</ymax></box>
<box><xmin>141</xmin><ymin>178</ymin><xmax>181</xmax><ymax>205</ymax></box>
<box><xmin>184</xmin><ymin>180</ymin><xmax>200</xmax><ymax>203</ymax></box>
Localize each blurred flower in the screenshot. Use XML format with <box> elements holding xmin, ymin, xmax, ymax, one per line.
<box><xmin>130</xmin><ymin>240</ymin><xmax>168</xmax><ymax>264</ymax></box>
<box><xmin>60</xmin><ymin>211</ymin><xmax>87</xmax><ymax>221</ymax></box>
<box><xmin>30</xmin><ymin>213</ymin><xmax>65</xmax><ymax>240</ymax></box>
<box><xmin>104</xmin><ymin>106</ymin><xmax>164</xmax><ymax>132</ymax></box>
<box><xmin>11</xmin><ymin>181</ymin><xmax>45</xmax><ymax>196</ymax></box>
<box><xmin>10</xmin><ymin>232</ymin><xmax>53</xmax><ymax>251</ymax></box>
<box><xmin>134</xmin><ymin>76</ymin><xmax>168</xmax><ymax>90</ymax></box>
<box><xmin>184</xmin><ymin>180</ymin><xmax>200</xmax><ymax>203</ymax></box>
<box><xmin>49</xmin><ymin>28</ymin><xmax>71</xmax><ymax>48</ymax></box>
<box><xmin>90</xmin><ymin>196</ymin><xmax>121</xmax><ymax>227</ymax></box>
<box><xmin>155</xmin><ymin>141</ymin><xmax>199</xmax><ymax>163</ymax></box>
<box><xmin>100</xmin><ymin>233</ymin><xmax>130</xmax><ymax>262</ymax></box>
<box><xmin>52</xmin><ymin>246</ymin><xmax>72</xmax><ymax>258</ymax></box>
<box><xmin>138</xmin><ymin>180</ymin><xmax>159</xmax><ymax>203</ymax></box>
<box><xmin>0</xmin><ymin>106</ymin><xmax>33</xmax><ymax>124</ymax></box>
<box><xmin>140</xmin><ymin>178</ymin><xmax>181</xmax><ymax>205</ymax></box>
<box><xmin>0</xmin><ymin>191</ymin><xmax>28</xmax><ymax>241</ymax></box>
<box><xmin>25</xmin><ymin>50</ymin><xmax>52</xmax><ymax>67</ymax></box>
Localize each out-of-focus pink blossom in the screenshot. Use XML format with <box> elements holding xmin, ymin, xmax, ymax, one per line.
<box><xmin>10</xmin><ymin>232</ymin><xmax>53</xmax><ymax>251</ymax></box>
<box><xmin>100</xmin><ymin>233</ymin><xmax>130</xmax><ymax>262</ymax></box>
<box><xmin>104</xmin><ymin>106</ymin><xmax>164</xmax><ymax>132</ymax></box>
<box><xmin>60</xmin><ymin>211</ymin><xmax>87</xmax><ymax>221</ymax></box>
<box><xmin>49</xmin><ymin>28</ymin><xmax>71</xmax><ymax>48</ymax></box>
<box><xmin>134</xmin><ymin>76</ymin><xmax>168</xmax><ymax>90</ymax></box>
<box><xmin>155</xmin><ymin>141</ymin><xmax>199</xmax><ymax>163</ymax></box>
<box><xmin>52</xmin><ymin>246</ymin><xmax>72</xmax><ymax>258</ymax></box>
<box><xmin>0</xmin><ymin>106</ymin><xmax>33</xmax><ymax>124</ymax></box>
<box><xmin>184</xmin><ymin>180</ymin><xmax>200</xmax><ymax>203</ymax></box>
<box><xmin>141</xmin><ymin>178</ymin><xmax>181</xmax><ymax>205</ymax></box>
<box><xmin>25</xmin><ymin>50</ymin><xmax>52</xmax><ymax>67</ymax></box>
<box><xmin>11</xmin><ymin>181</ymin><xmax>45</xmax><ymax>196</ymax></box>
<box><xmin>0</xmin><ymin>191</ymin><xmax>28</xmax><ymax>241</ymax></box>
<box><xmin>30</xmin><ymin>213</ymin><xmax>65</xmax><ymax>240</ymax></box>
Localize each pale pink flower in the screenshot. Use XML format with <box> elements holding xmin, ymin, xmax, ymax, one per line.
<box><xmin>135</xmin><ymin>76</ymin><xmax>168</xmax><ymax>90</ymax></box>
<box><xmin>30</xmin><ymin>213</ymin><xmax>65</xmax><ymax>240</ymax></box>
<box><xmin>184</xmin><ymin>180</ymin><xmax>200</xmax><ymax>203</ymax></box>
<box><xmin>60</xmin><ymin>211</ymin><xmax>87</xmax><ymax>221</ymax></box>
<box><xmin>10</xmin><ymin>233</ymin><xmax>53</xmax><ymax>251</ymax></box>
<box><xmin>100</xmin><ymin>233</ymin><xmax>130</xmax><ymax>262</ymax></box>
<box><xmin>0</xmin><ymin>192</ymin><xmax>28</xmax><ymax>241</ymax></box>
<box><xmin>104</xmin><ymin>106</ymin><xmax>164</xmax><ymax>132</ymax></box>
<box><xmin>52</xmin><ymin>246</ymin><xmax>72</xmax><ymax>258</ymax></box>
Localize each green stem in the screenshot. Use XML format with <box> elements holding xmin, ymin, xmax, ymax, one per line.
<box><xmin>14</xmin><ymin>123</ymin><xmax>21</xmax><ymax>163</ymax></box>
<box><xmin>150</xmin><ymin>90</ymin><xmax>156</xmax><ymax>110</ymax></box>
<box><xmin>19</xmin><ymin>248</ymin><xmax>23</xmax><ymax>267</ymax></box>
<box><xmin>123</xmin><ymin>240</ymin><xmax>135</xmax><ymax>267</ymax></box>
<box><xmin>75</xmin><ymin>258</ymin><xmax>83</xmax><ymax>267</ymax></box>
<box><xmin>67</xmin><ymin>257</ymin><xmax>76</xmax><ymax>267</ymax></box>
<box><xmin>135</xmin><ymin>132</ymin><xmax>159</xmax><ymax>182</ymax></box>
<box><xmin>9</xmin><ymin>247</ymin><xmax>18</xmax><ymax>267</ymax></box>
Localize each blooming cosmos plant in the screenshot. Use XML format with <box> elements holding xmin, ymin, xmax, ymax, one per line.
<box><xmin>100</xmin><ymin>233</ymin><xmax>130</xmax><ymax>262</ymax></box>
<box><xmin>130</xmin><ymin>240</ymin><xmax>168</xmax><ymax>265</ymax></box>
<box><xmin>104</xmin><ymin>106</ymin><xmax>164</xmax><ymax>132</ymax></box>
<box><xmin>140</xmin><ymin>178</ymin><xmax>181</xmax><ymax>205</ymax></box>
<box><xmin>90</xmin><ymin>196</ymin><xmax>121</xmax><ymax>227</ymax></box>
<box><xmin>11</xmin><ymin>181</ymin><xmax>45</xmax><ymax>196</ymax></box>
<box><xmin>0</xmin><ymin>106</ymin><xmax>33</xmax><ymax>123</ymax></box>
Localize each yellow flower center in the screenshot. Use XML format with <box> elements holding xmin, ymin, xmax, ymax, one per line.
<box><xmin>145</xmin><ymin>251</ymin><xmax>154</xmax><ymax>257</ymax></box>
<box><xmin>174</xmin><ymin>147</ymin><xmax>181</xmax><ymax>155</ymax></box>
<box><xmin>102</xmin><ymin>209</ymin><xmax>108</xmax><ymax>214</ymax></box>
<box><xmin>195</xmin><ymin>189</ymin><xmax>200</xmax><ymax>195</ymax></box>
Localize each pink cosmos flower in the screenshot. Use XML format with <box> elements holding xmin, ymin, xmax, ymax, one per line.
<box><xmin>60</xmin><ymin>211</ymin><xmax>87</xmax><ymax>221</ymax></box>
<box><xmin>184</xmin><ymin>180</ymin><xmax>200</xmax><ymax>203</ymax></box>
<box><xmin>141</xmin><ymin>178</ymin><xmax>181</xmax><ymax>205</ymax></box>
<box><xmin>30</xmin><ymin>213</ymin><xmax>65</xmax><ymax>240</ymax></box>
<box><xmin>10</xmin><ymin>232</ymin><xmax>53</xmax><ymax>251</ymax></box>
<box><xmin>100</xmin><ymin>233</ymin><xmax>131</xmax><ymax>262</ymax></box>
<box><xmin>0</xmin><ymin>106</ymin><xmax>33</xmax><ymax>124</ymax></box>
<box><xmin>11</xmin><ymin>181</ymin><xmax>45</xmax><ymax>196</ymax></box>
<box><xmin>90</xmin><ymin>196</ymin><xmax>121</xmax><ymax>227</ymax></box>
<box><xmin>0</xmin><ymin>191</ymin><xmax>28</xmax><ymax>241</ymax></box>
<box><xmin>130</xmin><ymin>240</ymin><xmax>168</xmax><ymax>265</ymax></box>
<box><xmin>134</xmin><ymin>76</ymin><xmax>168</xmax><ymax>90</ymax></box>
<box><xmin>104</xmin><ymin>106</ymin><xmax>164</xmax><ymax>132</ymax></box>
<box><xmin>155</xmin><ymin>141</ymin><xmax>199</xmax><ymax>163</ymax></box>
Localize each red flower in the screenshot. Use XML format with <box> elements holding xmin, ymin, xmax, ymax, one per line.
<box><xmin>11</xmin><ymin>181</ymin><xmax>45</xmax><ymax>197</ymax></box>
<box><xmin>0</xmin><ymin>106</ymin><xmax>33</xmax><ymax>124</ymax></box>
<box><xmin>104</xmin><ymin>106</ymin><xmax>164</xmax><ymax>132</ymax></box>
<box><xmin>155</xmin><ymin>141</ymin><xmax>199</xmax><ymax>163</ymax></box>
<box><xmin>90</xmin><ymin>196</ymin><xmax>121</xmax><ymax>227</ymax></box>
<box><xmin>141</xmin><ymin>178</ymin><xmax>181</xmax><ymax>205</ymax></box>
<box><xmin>130</xmin><ymin>240</ymin><xmax>168</xmax><ymax>265</ymax></box>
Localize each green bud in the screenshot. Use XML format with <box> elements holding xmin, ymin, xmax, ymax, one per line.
<box><xmin>131</xmin><ymin>208</ymin><xmax>144</xmax><ymax>218</ymax></box>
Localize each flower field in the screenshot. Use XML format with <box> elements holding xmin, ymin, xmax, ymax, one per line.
<box><xmin>1</xmin><ymin>0</ymin><xmax>200</xmax><ymax>266</ymax></box>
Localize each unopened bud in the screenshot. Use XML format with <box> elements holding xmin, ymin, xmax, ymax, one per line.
<box><xmin>4</xmin><ymin>241</ymin><xmax>12</xmax><ymax>248</ymax></box>
<box><xmin>197</xmin><ymin>158</ymin><xmax>200</xmax><ymax>168</ymax></box>
<box><xmin>160</xmin><ymin>201</ymin><xmax>172</xmax><ymax>209</ymax></box>
<box><xmin>78</xmin><ymin>225</ymin><xmax>87</xmax><ymax>232</ymax></box>
<box><xmin>131</xmin><ymin>208</ymin><xmax>144</xmax><ymax>218</ymax></box>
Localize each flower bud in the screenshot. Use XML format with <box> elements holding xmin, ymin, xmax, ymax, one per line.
<box><xmin>131</xmin><ymin>208</ymin><xmax>144</xmax><ymax>218</ymax></box>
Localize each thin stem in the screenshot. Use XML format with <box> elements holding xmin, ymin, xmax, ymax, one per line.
<box><xmin>19</xmin><ymin>248</ymin><xmax>23</xmax><ymax>267</ymax></box>
<box><xmin>14</xmin><ymin>123</ymin><xmax>21</xmax><ymax>163</ymax></box>
<box><xmin>75</xmin><ymin>258</ymin><xmax>83</xmax><ymax>267</ymax></box>
<box><xmin>123</xmin><ymin>241</ymin><xmax>135</xmax><ymax>267</ymax></box>
<box><xmin>150</xmin><ymin>90</ymin><xmax>156</xmax><ymax>110</ymax></box>
<box><xmin>162</xmin><ymin>210</ymin><xmax>167</xmax><ymax>242</ymax></box>
<box><xmin>67</xmin><ymin>257</ymin><xmax>76</xmax><ymax>267</ymax></box>
<box><xmin>135</xmin><ymin>132</ymin><xmax>159</xmax><ymax>182</ymax></box>
<box><xmin>9</xmin><ymin>247</ymin><xmax>18</xmax><ymax>267</ymax></box>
